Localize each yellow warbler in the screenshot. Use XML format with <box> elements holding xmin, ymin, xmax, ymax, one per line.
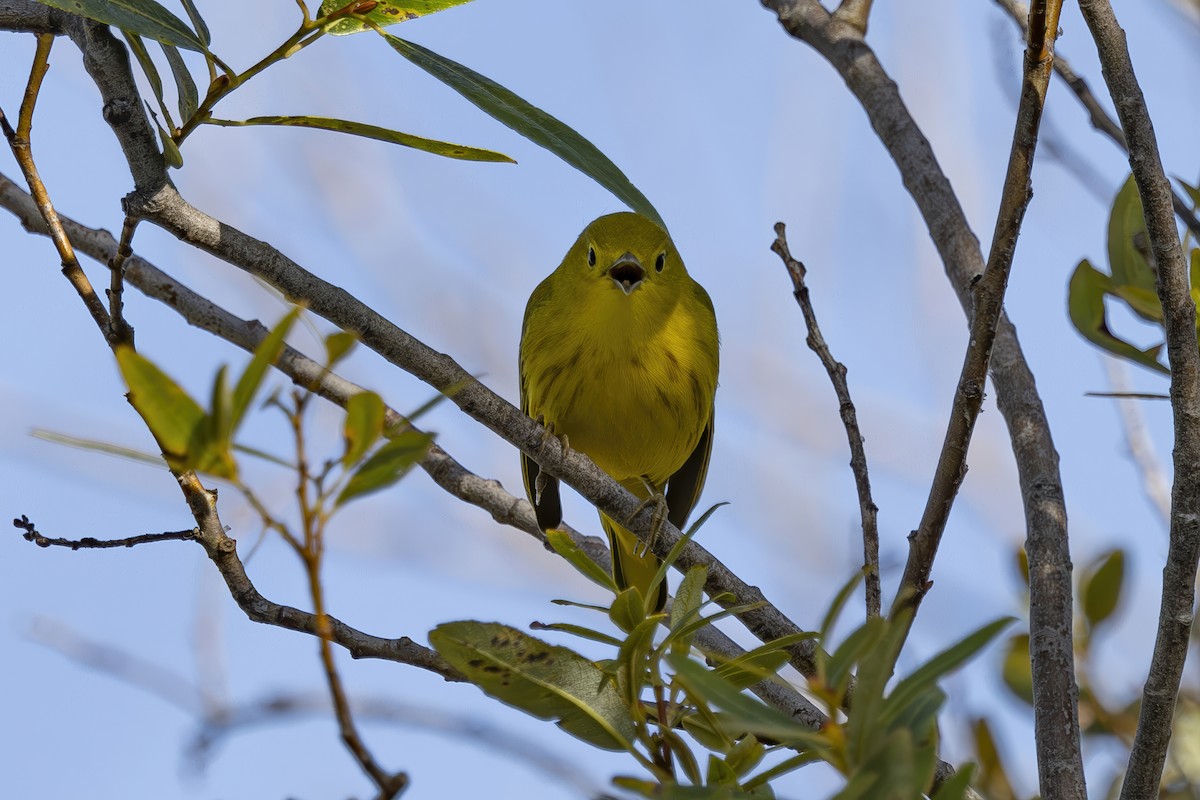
<box><xmin>519</xmin><ymin>212</ymin><xmax>719</xmax><ymax>611</ymax></box>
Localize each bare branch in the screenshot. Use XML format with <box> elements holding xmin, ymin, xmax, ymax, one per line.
<box><xmin>1075</xmin><ymin>2</ymin><xmax>1200</xmax><ymax>797</ymax></box>
<box><xmin>13</xmin><ymin>514</ymin><xmax>199</xmax><ymax>549</ymax></box>
<box><xmin>831</xmin><ymin>0</ymin><xmax>872</xmax><ymax>34</ymax></box>
<box><xmin>770</xmin><ymin>223</ymin><xmax>880</xmax><ymax>619</ymax></box>
<box><xmin>757</xmin><ymin>1</ymin><xmax>1083</xmax><ymax>795</ymax></box>
<box><xmin>992</xmin><ymin>0</ymin><xmax>1200</xmax><ymax>239</ymax></box>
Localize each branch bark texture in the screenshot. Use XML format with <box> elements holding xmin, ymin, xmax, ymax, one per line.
<box><xmin>758</xmin><ymin>1</ymin><xmax>1082</xmax><ymax>795</ymax></box>
<box><xmin>1076</xmin><ymin>3</ymin><xmax>1200</xmax><ymax>798</ymax></box>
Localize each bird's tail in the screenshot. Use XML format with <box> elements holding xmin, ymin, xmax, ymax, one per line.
<box><xmin>601</xmin><ymin>513</ymin><xmax>668</xmax><ymax>613</ymax></box>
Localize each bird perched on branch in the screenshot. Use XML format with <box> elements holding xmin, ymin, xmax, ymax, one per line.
<box><xmin>520</xmin><ymin>212</ymin><xmax>719</xmax><ymax>612</ymax></box>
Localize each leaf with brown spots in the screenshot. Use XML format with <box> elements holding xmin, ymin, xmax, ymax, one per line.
<box><xmin>429</xmin><ymin>621</ymin><xmax>637</xmax><ymax>751</ymax></box>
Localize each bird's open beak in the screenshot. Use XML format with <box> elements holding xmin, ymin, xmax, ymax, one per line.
<box><xmin>607</xmin><ymin>253</ymin><xmax>645</xmax><ymax>296</ymax></box>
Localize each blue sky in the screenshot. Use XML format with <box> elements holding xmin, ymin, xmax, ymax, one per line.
<box><xmin>3</xmin><ymin>1</ymin><xmax>1200</xmax><ymax>797</ymax></box>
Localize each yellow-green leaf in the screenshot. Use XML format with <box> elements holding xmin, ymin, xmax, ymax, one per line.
<box><xmin>324</xmin><ymin>330</ymin><xmax>358</xmax><ymax>367</ymax></box>
<box><xmin>608</xmin><ymin>586</ymin><xmax>645</xmax><ymax>634</ymax></box>
<box><xmin>114</xmin><ymin>345</ymin><xmax>205</xmax><ymax>467</ymax></box>
<box><xmin>208</xmin><ymin>115</ymin><xmax>514</xmax><ymax>163</ymax></box>
<box><xmin>160</xmin><ymin>43</ymin><xmax>198</xmax><ymax>123</ymax></box>
<box><xmin>342</xmin><ymin>391</ymin><xmax>386</xmax><ymax>467</ymax></box>
<box><xmin>429</xmin><ymin>621</ymin><xmax>637</xmax><ymax>751</ymax></box>
<box><xmin>1082</xmin><ymin>548</ymin><xmax>1125</xmax><ymax>630</ymax></box>
<box><xmin>1001</xmin><ymin>633</ymin><xmax>1033</xmax><ymax>706</ymax></box>
<box><xmin>544</xmin><ymin>528</ymin><xmax>615</xmax><ymax>591</ymax></box>
<box><xmin>232</xmin><ymin>310</ymin><xmax>298</xmax><ymax>430</ymax></box>
<box><xmin>1108</xmin><ymin>174</ymin><xmax>1158</xmax><ymax>307</ymax></box>
<box><xmin>670</xmin><ymin>565</ymin><xmax>707</xmax><ymax>655</ymax></box>
<box><xmin>1068</xmin><ymin>259</ymin><xmax>1168</xmax><ymax>374</ymax></box>
<box><xmin>320</xmin><ymin>0</ymin><xmax>476</xmax><ymax>35</ymax></box>
<box><xmin>37</xmin><ymin>0</ymin><xmax>207</xmax><ymax>52</ymax></box>
<box><xmin>335</xmin><ymin>430</ymin><xmax>432</xmax><ymax>506</ymax></box>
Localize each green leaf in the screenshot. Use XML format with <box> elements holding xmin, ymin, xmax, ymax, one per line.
<box><xmin>342</xmin><ymin>391</ymin><xmax>386</xmax><ymax>467</ymax></box>
<box><xmin>713</xmin><ymin>650</ymin><xmax>789</xmax><ymax>691</ymax></box>
<box><xmin>151</xmin><ymin>113</ymin><xmax>184</xmax><ymax>168</ymax></box>
<box><xmin>609</xmin><ymin>586</ymin><xmax>646</xmax><ymax>634</ymax></box>
<box><xmin>122</xmin><ymin>32</ymin><xmax>170</xmax><ymax>126</ymax></box>
<box><xmin>1001</xmin><ymin>633</ymin><xmax>1033</xmax><ymax>706</ymax></box>
<box><xmin>544</xmin><ymin>529</ymin><xmax>616</xmax><ymax>591</ymax></box>
<box><xmin>37</xmin><ymin>0</ymin><xmax>207</xmax><ymax>52</ymax></box>
<box><xmin>1108</xmin><ymin>173</ymin><xmax>1158</xmax><ymax>307</ymax></box>
<box><xmin>324</xmin><ymin>330</ymin><xmax>359</xmax><ymax>367</ymax></box>
<box><xmin>1068</xmin><ymin>259</ymin><xmax>1168</xmax><ymax>374</ymax></box>
<box><xmin>1082</xmin><ymin>549</ymin><xmax>1125</xmax><ymax>630</ymax></box>
<box><xmin>725</xmin><ymin>734</ymin><xmax>766</xmax><ymax>778</ymax></box>
<box><xmin>160</xmin><ymin>43</ymin><xmax>198</xmax><ymax>123</ymax></box>
<box><xmin>232</xmin><ymin>310</ymin><xmax>298</xmax><ymax>431</ymax></box>
<box><xmin>429</xmin><ymin>621</ymin><xmax>637</xmax><ymax>751</ymax></box>
<box><xmin>208</xmin><ymin>115</ymin><xmax>514</xmax><ymax>163</ymax></box>
<box><xmin>670</xmin><ymin>565</ymin><xmax>707</xmax><ymax>654</ymax></box>
<box><xmin>321</xmin><ymin>0</ymin><xmax>476</xmax><ymax>35</ymax></box>
<box><xmin>681</xmin><ymin>712</ymin><xmax>734</xmax><ymax>752</ymax></box>
<box><xmin>115</xmin><ymin>345</ymin><xmax>205</xmax><ymax>464</ymax></box>
<box><xmin>382</xmin><ymin>34</ymin><xmax>663</xmax><ymax>226</ymax></box>
<box><xmin>823</xmin><ymin>616</ymin><xmax>885</xmax><ymax>701</ymax></box>
<box><xmin>335</xmin><ymin>430</ymin><xmax>433</xmax><ymax>506</ymax></box>
<box><xmin>529</xmin><ymin>622</ymin><xmax>622</xmax><ymax>648</ymax></box>
<box><xmin>668</xmin><ymin>654</ymin><xmax>827</xmax><ymax>750</ymax></box>
<box><xmin>178</xmin><ymin>0</ymin><xmax>210</xmax><ymax>46</ymax></box>
<box><xmin>882</xmin><ymin>617</ymin><xmax>1014</xmax><ymax>730</ymax></box>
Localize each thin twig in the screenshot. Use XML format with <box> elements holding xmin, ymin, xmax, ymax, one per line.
<box><xmin>1103</xmin><ymin>358</ymin><xmax>1171</xmax><ymax>526</ymax></box>
<box><xmin>107</xmin><ymin>216</ymin><xmax>137</xmax><ymax>345</ymax></box>
<box><xmin>992</xmin><ymin>0</ymin><xmax>1200</xmax><ymax>240</ymax></box>
<box><xmin>770</xmin><ymin>224</ymin><xmax>880</xmax><ymax>618</ymax></box>
<box><xmin>1075</xmin><ymin>3</ymin><xmax>1200</xmax><ymax>797</ymax></box>
<box><xmin>13</xmin><ymin>514</ymin><xmax>199</xmax><ymax>549</ymax></box>
<box><xmin>0</xmin><ymin>34</ymin><xmax>113</xmax><ymax>341</ymax></box>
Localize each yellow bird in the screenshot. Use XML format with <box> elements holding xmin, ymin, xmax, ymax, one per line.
<box><xmin>519</xmin><ymin>212</ymin><xmax>719</xmax><ymax>611</ymax></box>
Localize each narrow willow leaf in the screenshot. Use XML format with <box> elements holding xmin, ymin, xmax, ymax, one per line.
<box><xmin>383</xmin><ymin>34</ymin><xmax>663</xmax><ymax>226</ymax></box>
<box><xmin>713</xmin><ymin>650</ymin><xmax>789</xmax><ymax>691</ymax></box>
<box><xmin>335</xmin><ymin>430</ymin><xmax>433</xmax><ymax>506</ymax></box>
<box><xmin>1082</xmin><ymin>549</ymin><xmax>1125</xmax><ymax>630</ymax></box>
<box><xmin>210</xmin><ymin>115</ymin><xmax>513</xmax><ymax>163</ymax></box>
<box><xmin>1067</xmin><ymin>260</ymin><xmax>1168</xmax><ymax>374</ymax></box>
<box><xmin>530</xmin><ymin>622</ymin><xmax>622</xmax><ymax>648</ymax></box>
<box><xmin>429</xmin><ymin>621</ymin><xmax>637</xmax><ymax>751</ymax></box>
<box><xmin>31</xmin><ymin>428</ymin><xmax>166</xmax><ymax>469</ymax></box>
<box><xmin>160</xmin><ymin>43</ymin><xmax>198</xmax><ymax>123</ymax></box>
<box><xmin>123</xmin><ymin>32</ymin><xmax>170</xmax><ymax>125</ymax></box>
<box><xmin>670</xmin><ymin>565</ymin><xmax>707</xmax><ymax>654</ymax></box>
<box><xmin>321</xmin><ymin>0</ymin><xmax>476</xmax><ymax>35</ymax></box>
<box><xmin>725</xmin><ymin>734</ymin><xmax>766</xmax><ymax>778</ymax></box>
<box><xmin>178</xmin><ymin>0</ymin><xmax>210</xmax><ymax>45</ymax></box>
<box><xmin>148</xmin><ymin>110</ymin><xmax>184</xmax><ymax>168</ymax></box>
<box><xmin>37</xmin><ymin>0</ymin><xmax>207</xmax><ymax>52</ymax></box>
<box><xmin>114</xmin><ymin>345</ymin><xmax>205</xmax><ymax>467</ymax></box>
<box><xmin>882</xmin><ymin>617</ymin><xmax>1013</xmax><ymax>730</ymax></box>
<box><xmin>668</xmin><ymin>654</ymin><xmax>826</xmax><ymax>749</ymax></box>
<box><xmin>545</xmin><ymin>528</ymin><xmax>616</xmax><ymax>591</ymax></box>
<box><xmin>231</xmin><ymin>309</ymin><xmax>298</xmax><ymax>430</ymax></box>
<box><xmin>342</xmin><ymin>391</ymin><xmax>386</xmax><ymax>467</ymax></box>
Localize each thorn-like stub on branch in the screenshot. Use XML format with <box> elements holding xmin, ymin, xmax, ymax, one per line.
<box><xmin>218</xmin><ymin>538</ymin><xmax>236</xmax><ymax>554</ymax></box>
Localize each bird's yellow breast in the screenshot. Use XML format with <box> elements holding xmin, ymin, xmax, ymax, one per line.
<box><xmin>521</xmin><ymin>282</ymin><xmax>717</xmax><ymax>492</ymax></box>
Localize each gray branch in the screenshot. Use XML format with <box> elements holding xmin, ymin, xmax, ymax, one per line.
<box><xmin>1076</xmin><ymin>2</ymin><xmax>1200</xmax><ymax>798</ymax></box>
<box><xmin>757</xmin><ymin>0</ymin><xmax>1082</xmax><ymax>794</ymax></box>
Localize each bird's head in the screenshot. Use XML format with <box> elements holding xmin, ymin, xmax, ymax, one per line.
<box><xmin>559</xmin><ymin>212</ymin><xmax>689</xmax><ymax>303</ymax></box>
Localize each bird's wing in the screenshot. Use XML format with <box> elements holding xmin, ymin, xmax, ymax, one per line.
<box><xmin>665</xmin><ymin>412</ymin><xmax>714</xmax><ymax>531</ymax></box>
<box><xmin>519</xmin><ymin>355</ymin><xmax>563</xmax><ymax>531</ymax></box>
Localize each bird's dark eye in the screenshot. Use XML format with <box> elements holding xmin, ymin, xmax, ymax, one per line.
<box><xmin>587</xmin><ymin>247</ymin><xmax>596</xmax><ymax>267</ymax></box>
<box><xmin>655</xmin><ymin>252</ymin><xmax>666</xmax><ymax>272</ymax></box>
